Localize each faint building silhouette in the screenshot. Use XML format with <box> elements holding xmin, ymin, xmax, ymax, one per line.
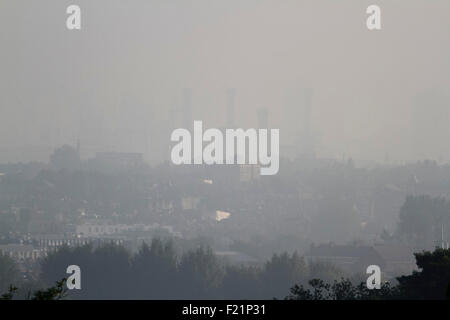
<box><xmin>226</xmin><ymin>88</ymin><xmax>236</xmax><ymax>128</ymax></box>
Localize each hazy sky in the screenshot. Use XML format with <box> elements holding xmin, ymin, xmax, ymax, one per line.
<box><xmin>1</xmin><ymin>0</ymin><xmax>449</xmax><ymax>164</ymax></box>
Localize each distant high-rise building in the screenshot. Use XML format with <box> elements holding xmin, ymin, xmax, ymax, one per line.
<box><xmin>302</xmin><ymin>88</ymin><xmax>313</xmax><ymax>139</ymax></box>
<box><xmin>182</xmin><ymin>88</ymin><xmax>193</xmax><ymax>130</ymax></box>
<box><xmin>165</xmin><ymin>89</ymin><xmax>194</xmax><ymax>161</ymax></box>
<box><xmin>226</xmin><ymin>88</ymin><xmax>236</xmax><ymax>128</ymax></box>
<box><xmin>283</xmin><ymin>88</ymin><xmax>315</xmax><ymax>159</ymax></box>
<box><xmin>299</xmin><ymin>88</ymin><xmax>314</xmax><ymax>158</ymax></box>
<box><xmin>412</xmin><ymin>91</ymin><xmax>449</xmax><ymax>160</ymax></box>
<box><xmin>257</xmin><ymin>107</ymin><xmax>269</xmax><ymax>129</ymax></box>
<box><xmin>76</xmin><ymin>139</ymin><xmax>81</xmax><ymax>159</ymax></box>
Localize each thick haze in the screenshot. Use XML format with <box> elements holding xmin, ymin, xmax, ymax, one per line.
<box><xmin>1</xmin><ymin>0</ymin><xmax>450</xmax><ymax>164</ymax></box>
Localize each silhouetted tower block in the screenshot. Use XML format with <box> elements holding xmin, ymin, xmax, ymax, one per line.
<box><xmin>284</xmin><ymin>88</ymin><xmax>314</xmax><ymax>158</ymax></box>
<box><xmin>76</xmin><ymin>139</ymin><xmax>81</xmax><ymax>159</ymax></box>
<box><xmin>412</xmin><ymin>91</ymin><xmax>449</xmax><ymax>160</ymax></box>
<box><xmin>302</xmin><ymin>88</ymin><xmax>313</xmax><ymax>137</ymax></box>
<box><xmin>256</xmin><ymin>107</ymin><xmax>271</xmax><ymax>161</ymax></box>
<box><xmin>182</xmin><ymin>88</ymin><xmax>193</xmax><ymax>130</ymax></box>
<box><xmin>226</xmin><ymin>88</ymin><xmax>236</xmax><ymax>128</ymax></box>
<box><xmin>299</xmin><ymin>88</ymin><xmax>314</xmax><ymax>158</ymax></box>
<box><xmin>257</xmin><ymin>107</ymin><xmax>269</xmax><ymax>129</ymax></box>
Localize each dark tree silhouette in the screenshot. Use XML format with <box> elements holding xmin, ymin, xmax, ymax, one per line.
<box><xmin>397</xmin><ymin>248</ymin><xmax>450</xmax><ymax>299</ymax></box>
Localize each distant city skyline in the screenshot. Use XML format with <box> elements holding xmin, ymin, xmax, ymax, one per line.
<box><xmin>1</xmin><ymin>1</ymin><xmax>450</xmax><ymax>165</ymax></box>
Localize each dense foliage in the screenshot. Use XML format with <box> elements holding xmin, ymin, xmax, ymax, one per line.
<box><xmin>37</xmin><ymin>239</ymin><xmax>345</xmax><ymax>299</ymax></box>
<box><xmin>287</xmin><ymin>248</ymin><xmax>450</xmax><ymax>300</ymax></box>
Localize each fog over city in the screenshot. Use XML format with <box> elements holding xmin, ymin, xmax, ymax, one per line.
<box><xmin>1</xmin><ymin>0</ymin><xmax>450</xmax><ymax>164</ymax></box>
<box><xmin>1</xmin><ymin>0</ymin><xmax>450</xmax><ymax>301</ymax></box>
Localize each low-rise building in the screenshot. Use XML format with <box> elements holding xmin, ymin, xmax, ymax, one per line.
<box><xmin>305</xmin><ymin>243</ymin><xmax>417</xmax><ymax>276</ymax></box>
<box><xmin>0</xmin><ymin>244</ymin><xmax>42</xmax><ymax>261</ymax></box>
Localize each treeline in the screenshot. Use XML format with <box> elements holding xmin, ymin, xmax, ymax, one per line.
<box><xmin>39</xmin><ymin>239</ymin><xmax>345</xmax><ymax>299</ymax></box>
<box><xmin>287</xmin><ymin>248</ymin><xmax>450</xmax><ymax>300</ymax></box>
<box><xmin>3</xmin><ymin>240</ymin><xmax>450</xmax><ymax>299</ymax></box>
